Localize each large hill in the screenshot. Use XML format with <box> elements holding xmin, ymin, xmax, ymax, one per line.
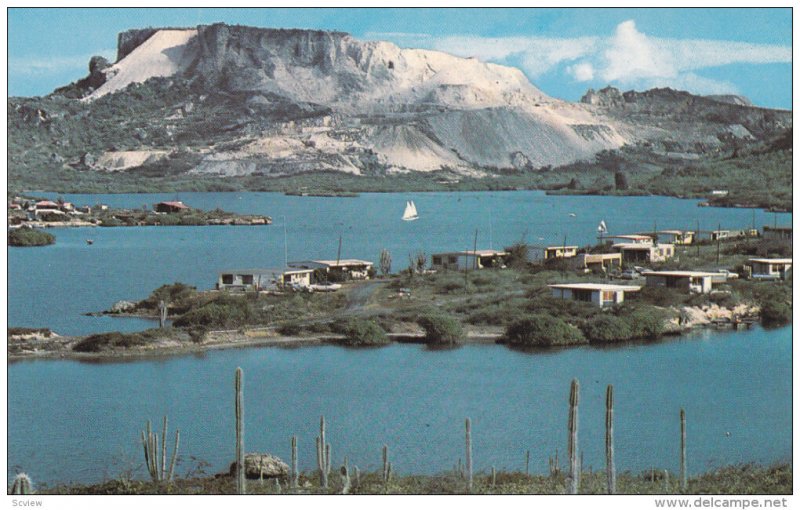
<box><xmin>7</xmin><ymin>24</ymin><xmax>792</xmax><ymax>202</ymax></box>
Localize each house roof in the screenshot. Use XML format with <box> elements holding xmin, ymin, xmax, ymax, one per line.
<box><xmin>749</xmin><ymin>258</ymin><xmax>793</xmax><ymax>264</ymax></box>
<box><xmin>763</xmin><ymin>226</ymin><xmax>792</xmax><ymax>232</ymax></box>
<box><xmin>530</xmin><ymin>245</ymin><xmax>579</xmax><ymax>250</ymax></box>
<box><xmin>580</xmin><ymin>253</ymin><xmax>622</xmax><ymax>260</ymax></box>
<box><xmin>549</xmin><ymin>283</ymin><xmax>641</xmax><ymax>292</ymax></box>
<box><xmin>433</xmin><ymin>249</ymin><xmax>508</xmax><ymax>257</ymax></box>
<box><xmin>610</xmin><ymin>234</ymin><xmax>653</xmax><ymax>240</ymax></box>
<box><xmin>311</xmin><ymin>259</ymin><xmax>373</xmax><ymax>267</ymax></box>
<box><xmin>642</xmin><ymin>271</ymin><xmax>718</xmax><ymax>278</ymax></box>
<box><xmin>35</xmin><ymin>200</ymin><xmax>60</xmax><ymax>208</ymax></box>
<box><xmin>613</xmin><ymin>243</ymin><xmax>673</xmax><ymax>250</ymax></box>
<box><xmin>657</xmin><ymin>230</ymin><xmax>694</xmax><ymax>235</ymax></box>
<box><xmin>219</xmin><ymin>268</ymin><xmax>314</xmax><ymax>276</ymax></box>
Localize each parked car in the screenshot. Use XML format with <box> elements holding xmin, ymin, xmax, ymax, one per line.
<box><xmin>619</xmin><ymin>269</ymin><xmax>640</xmax><ymax>280</ymax></box>
<box><xmin>310</xmin><ymin>282</ymin><xmax>342</xmax><ymax>292</ymax></box>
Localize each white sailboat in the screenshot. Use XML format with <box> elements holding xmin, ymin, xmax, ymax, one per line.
<box><xmin>402</xmin><ymin>200</ymin><xmax>419</xmax><ymax>221</ymax></box>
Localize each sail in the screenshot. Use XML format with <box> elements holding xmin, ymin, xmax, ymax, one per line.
<box><xmin>402</xmin><ymin>200</ymin><xmax>419</xmax><ymax>221</ymax></box>
<box><xmin>598</xmin><ymin>220</ymin><xmax>607</xmax><ymax>233</ymax></box>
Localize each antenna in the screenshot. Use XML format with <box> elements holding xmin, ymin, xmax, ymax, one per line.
<box><xmin>336</xmin><ymin>235</ymin><xmax>342</xmax><ymax>266</ymax></box>
<box><xmin>489</xmin><ymin>208</ymin><xmax>493</xmax><ymax>250</ymax></box>
<box><xmin>283</xmin><ymin>215</ymin><xmax>288</xmax><ymax>269</ymax></box>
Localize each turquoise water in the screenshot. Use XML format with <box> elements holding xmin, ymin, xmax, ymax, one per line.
<box><xmin>10</xmin><ymin>191</ymin><xmax>791</xmax><ymax>336</ymax></box>
<box><xmin>7</xmin><ymin>326</ymin><xmax>791</xmax><ymax>486</ymax></box>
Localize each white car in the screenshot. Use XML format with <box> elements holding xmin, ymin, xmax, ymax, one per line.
<box><xmin>310</xmin><ymin>282</ymin><xmax>342</xmax><ymax>292</ymax></box>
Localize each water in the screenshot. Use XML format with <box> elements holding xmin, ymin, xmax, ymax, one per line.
<box><xmin>9</xmin><ymin>191</ymin><xmax>791</xmax><ymax>336</ymax></box>
<box><xmin>7</xmin><ymin>326</ymin><xmax>791</xmax><ymax>486</ymax></box>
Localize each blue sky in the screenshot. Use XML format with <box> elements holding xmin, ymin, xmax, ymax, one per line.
<box><xmin>7</xmin><ymin>7</ymin><xmax>792</xmax><ymax>109</ymax></box>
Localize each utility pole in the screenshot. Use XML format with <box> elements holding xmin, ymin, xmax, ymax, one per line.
<box><xmin>696</xmin><ymin>219</ymin><xmax>700</xmax><ymax>258</ymax></box>
<box><xmin>473</xmin><ymin>229</ymin><xmax>479</xmax><ymax>270</ymax></box>
<box><xmin>716</xmin><ymin>222</ymin><xmax>721</xmax><ymax>265</ymax></box>
<box><xmin>283</xmin><ymin>215</ymin><xmax>288</xmax><ymax>268</ymax></box>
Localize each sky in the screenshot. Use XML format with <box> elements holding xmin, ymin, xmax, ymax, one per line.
<box><xmin>7</xmin><ymin>7</ymin><xmax>793</xmax><ymax>109</ymax></box>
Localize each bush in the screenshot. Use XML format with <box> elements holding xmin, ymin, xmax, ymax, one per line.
<box><xmin>581</xmin><ymin>314</ymin><xmax>634</xmax><ymax>343</ymax></box>
<box><xmin>504</xmin><ymin>314</ymin><xmax>586</xmax><ymax>347</ymax></box>
<box><xmin>72</xmin><ymin>332</ymin><xmax>150</xmax><ymax>352</ymax></box>
<box><xmin>139</xmin><ymin>282</ymin><xmax>197</xmax><ymax>312</ymax></box>
<box><xmin>8</xmin><ymin>227</ymin><xmax>55</xmax><ymax>246</ymax></box>
<box><xmin>333</xmin><ymin>318</ymin><xmax>388</xmax><ymax>346</ymax></box>
<box><xmin>276</xmin><ymin>321</ymin><xmax>303</xmax><ymax>336</ymax></box>
<box><xmin>625</xmin><ymin>307</ymin><xmax>665</xmax><ymax>339</ymax></box>
<box><xmin>173</xmin><ymin>299</ymin><xmax>251</xmax><ymax>329</ymax></box>
<box><xmin>417</xmin><ymin>313</ymin><xmax>463</xmax><ymax>345</ymax></box>
<box><xmin>757</xmin><ymin>286</ymin><xmax>792</xmax><ymax>326</ymax></box>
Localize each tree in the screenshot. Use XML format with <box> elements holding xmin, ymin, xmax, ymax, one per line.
<box><xmin>379</xmin><ymin>249</ymin><xmax>392</xmax><ymax>276</ymax></box>
<box><xmin>414</xmin><ymin>251</ymin><xmax>427</xmax><ymax>274</ymax></box>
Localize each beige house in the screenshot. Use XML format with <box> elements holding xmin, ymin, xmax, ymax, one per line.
<box><xmin>656</xmin><ymin>230</ymin><xmax>695</xmax><ymax>245</ymax></box>
<box><xmin>289</xmin><ymin>259</ymin><xmax>374</xmax><ymax>280</ymax></box>
<box><xmin>576</xmin><ymin>253</ymin><xmax>623</xmax><ymax>272</ymax></box>
<box><xmin>431</xmin><ymin>249</ymin><xmax>508</xmax><ymax>271</ymax></box>
<box><xmin>748</xmin><ymin>258</ymin><xmax>792</xmax><ymax>280</ymax></box>
<box><xmin>642</xmin><ymin>271</ymin><xmax>717</xmax><ymax>294</ymax></box>
<box><xmin>613</xmin><ymin>243</ymin><xmax>675</xmax><ymax>263</ymax></box>
<box><xmin>548</xmin><ymin>283</ymin><xmax>641</xmax><ymax>308</ymax></box>
<box><xmin>527</xmin><ymin>245</ymin><xmax>578</xmax><ymax>264</ymax></box>
<box><xmin>609</xmin><ymin>234</ymin><xmax>653</xmax><ymax>245</ymax></box>
<box><xmin>217</xmin><ymin>268</ymin><xmax>313</xmax><ymax>291</ymax></box>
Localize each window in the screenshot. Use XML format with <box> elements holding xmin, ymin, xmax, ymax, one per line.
<box><xmin>573</xmin><ymin>289</ymin><xmax>593</xmax><ymax>302</ymax></box>
<box><xmin>448</xmin><ymin>256</ymin><xmax>458</xmax><ymax>264</ymax></box>
<box><xmin>241</xmin><ymin>274</ymin><xmax>254</xmax><ymax>285</ymax></box>
<box><xmin>433</xmin><ymin>256</ymin><xmax>442</xmax><ymax>265</ymax></box>
<box><xmin>602</xmin><ymin>291</ymin><xmax>615</xmax><ymax>303</ymax></box>
<box><xmin>221</xmin><ymin>274</ymin><xmax>233</xmax><ymax>285</ymax></box>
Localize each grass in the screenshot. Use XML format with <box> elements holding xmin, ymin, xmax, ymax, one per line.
<box><xmin>38</xmin><ymin>463</ymin><xmax>791</xmax><ymax>495</ymax></box>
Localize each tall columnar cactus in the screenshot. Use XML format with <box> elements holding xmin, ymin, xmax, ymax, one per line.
<box><xmin>316</xmin><ymin>416</ymin><xmax>331</xmax><ymax>489</ymax></box>
<box><xmin>680</xmin><ymin>408</ymin><xmax>687</xmax><ymax>491</ymax></box>
<box><xmin>382</xmin><ymin>444</ymin><xmax>391</xmax><ymax>486</ymax></box>
<box><xmin>525</xmin><ymin>449</ymin><xmax>530</xmax><ymax>476</ymax></box>
<box><xmin>605</xmin><ymin>384</ymin><xmax>616</xmax><ymax>495</ymax></box>
<box><xmin>465</xmin><ymin>418</ymin><xmax>473</xmax><ymax>492</ymax></box>
<box><xmin>235</xmin><ymin>367</ymin><xmax>245</xmax><ymax>495</ymax></box>
<box><xmin>567</xmin><ymin>378</ymin><xmax>580</xmax><ymax>494</ymax></box>
<box><xmin>340</xmin><ymin>458</ymin><xmax>351</xmax><ymax>495</ymax></box>
<box><xmin>158</xmin><ymin>300</ymin><xmax>167</xmax><ymax>328</ymax></box>
<box><xmin>491</xmin><ymin>466</ymin><xmax>496</xmax><ymax>488</ymax></box>
<box><xmin>290</xmin><ymin>435</ymin><xmax>298</xmax><ymax>489</ymax></box>
<box><xmin>140</xmin><ymin>416</ymin><xmax>180</xmax><ymax>483</ymax></box>
<box><xmin>9</xmin><ymin>473</ymin><xmax>33</xmax><ymax>495</ymax></box>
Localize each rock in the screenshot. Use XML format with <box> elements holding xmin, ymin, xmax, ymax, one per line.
<box><xmin>110</xmin><ymin>300</ymin><xmax>136</xmax><ymax>313</ymax></box>
<box><xmin>229</xmin><ymin>453</ymin><xmax>289</xmax><ymax>479</ymax></box>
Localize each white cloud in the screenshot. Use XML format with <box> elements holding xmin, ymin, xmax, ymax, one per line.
<box><xmin>9</xmin><ymin>49</ymin><xmax>116</xmax><ymax>76</ymax></box>
<box><xmin>377</xmin><ymin>20</ymin><xmax>790</xmax><ymax>96</ymax></box>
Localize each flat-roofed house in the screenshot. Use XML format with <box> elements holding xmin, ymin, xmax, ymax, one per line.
<box><xmin>431</xmin><ymin>249</ymin><xmax>508</xmax><ymax>271</ymax></box>
<box><xmin>763</xmin><ymin>226</ymin><xmax>792</xmax><ymax>242</ymax></box>
<box><xmin>613</xmin><ymin>243</ymin><xmax>675</xmax><ymax>263</ymax></box>
<box><xmin>642</xmin><ymin>271</ymin><xmax>717</xmax><ymax>294</ymax></box>
<box><xmin>288</xmin><ymin>259</ymin><xmax>374</xmax><ymax>281</ymax></box>
<box><xmin>527</xmin><ymin>245</ymin><xmax>579</xmax><ymax>264</ymax></box>
<box><xmin>609</xmin><ymin>234</ymin><xmax>654</xmax><ymax>245</ymax></box>
<box><xmin>217</xmin><ymin>268</ymin><xmax>313</xmax><ymax>291</ymax></box>
<box><xmin>656</xmin><ymin>230</ymin><xmax>695</xmax><ymax>245</ymax></box>
<box><xmin>576</xmin><ymin>253</ymin><xmax>623</xmax><ymax>272</ymax></box>
<box><xmin>749</xmin><ymin>258</ymin><xmax>793</xmax><ymax>280</ymax></box>
<box><xmin>548</xmin><ymin>283</ymin><xmax>641</xmax><ymax>307</ymax></box>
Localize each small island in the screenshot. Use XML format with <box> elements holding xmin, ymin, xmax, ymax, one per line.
<box><xmin>8</xmin><ymin>226</ymin><xmax>55</xmax><ymax>246</ymax></box>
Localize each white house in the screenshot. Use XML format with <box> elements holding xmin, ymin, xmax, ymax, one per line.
<box><xmin>609</xmin><ymin>234</ymin><xmax>653</xmax><ymax>245</ymax></box>
<box><xmin>217</xmin><ymin>268</ymin><xmax>313</xmax><ymax>291</ymax></box>
<box><xmin>289</xmin><ymin>259</ymin><xmax>374</xmax><ymax>280</ymax></box>
<box><xmin>431</xmin><ymin>249</ymin><xmax>508</xmax><ymax>271</ymax></box>
<box><xmin>763</xmin><ymin>226</ymin><xmax>792</xmax><ymax>242</ymax></box>
<box><xmin>548</xmin><ymin>283</ymin><xmax>641</xmax><ymax>308</ymax></box>
<box><xmin>642</xmin><ymin>271</ymin><xmax>717</xmax><ymax>294</ymax></box>
<box><xmin>749</xmin><ymin>258</ymin><xmax>792</xmax><ymax>280</ymax></box>
<box><xmin>527</xmin><ymin>245</ymin><xmax>578</xmax><ymax>264</ymax></box>
<box><xmin>613</xmin><ymin>243</ymin><xmax>675</xmax><ymax>263</ymax></box>
<box><xmin>656</xmin><ymin>230</ymin><xmax>695</xmax><ymax>245</ymax></box>
<box><xmin>576</xmin><ymin>253</ymin><xmax>622</xmax><ymax>272</ymax></box>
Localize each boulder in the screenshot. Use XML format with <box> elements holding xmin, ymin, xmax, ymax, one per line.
<box><xmin>229</xmin><ymin>453</ymin><xmax>289</xmax><ymax>479</ymax></box>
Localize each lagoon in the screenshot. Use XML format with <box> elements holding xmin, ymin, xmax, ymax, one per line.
<box><xmin>7</xmin><ymin>325</ymin><xmax>791</xmax><ymax>486</ymax></box>
<box><xmin>9</xmin><ymin>191</ymin><xmax>791</xmax><ymax>336</ymax></box>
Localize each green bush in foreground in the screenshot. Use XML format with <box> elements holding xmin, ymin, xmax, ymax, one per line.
<box><xmin>73</xmin><ymin>331</ymin><xmax>150</xmax><ymax>352</ymax></box>
<box><xmin>417</xmin><ymin>313</ymin><xmax>463</xmax><ymax>345</ymax></box>
<box><xmin>581</xmin><ymin>314</ymin><xmax>634</xmax><ymax>343</ymax></box>
<box><xmin>8</xmin><ymin>227</ymin><xmax>55</xmax><ymax>246</ymax></box>
<box><xmin>333</xmin><ymin>318</ymin><xmax>388</xmax><ymax>346</ymax></box>
<box><xmin>504</xmin><ymin>314</ymin><xmax>586</xmax><ymax>347</ymax></box>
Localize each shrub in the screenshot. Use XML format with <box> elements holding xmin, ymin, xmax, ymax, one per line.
<box><xmin>581</xmin><ymin>314</ymin><xmax>634</xmax><ymax>343</ymax></box>
<box><xmin>139</xmin><ymin>282</ymin><xmax>197</xmax><ymax>312</ymax></box>
<box><xmin>504</xmin><ymin>243</ymin><xmax>529</xmax><ymax>269</ymax></box>
<box><xmin>625</xmin><ymin>307</ymin><xmax>665</xmax><ymax>339</ymax></box>
<box><xmin>757</xmin><ymin>286</ymin><xmax>792</xmax><ymax>326</ymax></box>
<box><xmin>72</xmin><ymin>332</ymin><xmax>150</xmax><ymax>352</ymax></box>
<box><xmin>417</xmin><ymin>313</ymin><xmax>463</xmax><ymax>345</ymax></box>
<box><xmin>504</xmin><ymin>314</ymin><xmax>586</xmax><ymax>347</ymax></box>
<box><xmin>173</xmin><ymin>300</ymin><xmax>251</xmax><ymax>329</ymax></box>
<box><xmin>276</xmin><ymin>321</ymin><xmax>303</xmax><ymax>336</ymax></box>
<box><xmin>8</xmin><ymin>227</ymin><xmax>55</xmax><ymax>246</ymax></box>
<box><xmin>333</xmin><ymin>318</ymin><xmax>388</xmax><ymax>346</ymax></box>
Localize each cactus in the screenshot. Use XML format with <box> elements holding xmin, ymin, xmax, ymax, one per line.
<box><xmin>235</xmin><ymin>367</ymin><xmax>245</xmax><ymax>495</ymax></box>
<box><xmin>140</xmin><ymin>416</ymin><xmax>179</xmax><ymax>483</ymax></box>
<box><xmin>316</xmin><ymin>416</ymin><xmax>331</xmax><ymax>489</ymax></box>
<box><xmin>382</xmin><ymin>444</ymin><xmax>391</xmax><ymax>486</ymax></box>
<box><xmin>525</xmin><ymin>449</ymin><xmax>530</xmax><ymax>476</ymax></box>
<box><xmin>567</xmin><ymin>378</ymin><xmax>580</xmax><ymax>494</ymax></box>
<box><xmin>290</xmin><ymin>435</ymin><xmax>298</xmax><ymax>489</ymax></box>
<box><xmin>340</xmin><ymin>458</ymin><xmax>351</xmax><ymax>495</ymax></box>
<box><xmin>680</xmin><ymin>408</ymin><xmax>687</xmax><ymax>491</ymax></box>
<box><xmin>465</xmin><ymin>418</ymin><xmax>473</xmax><ymax>492</ymax></box>
<box><xmin>491</xmin><ymin>466</ymin><xmax>496</xmax><ymax>488</ymax></box>
<box><xmin>274</xmin><ymin>478</ymin><xmax>281</xmax><ymax>494</ymax></box>
<box><xmin>664</xmin><ymin>469</ymin><xmax>670</xmax><ymax>493</ymax></box>
<box><xmin>605</xmin><ymin>384</ymin><xmax>616</xmax><ymax>495</ymax></box>
<box><xmin>9</xmin><ymin>473</ymin><xmax>33</xmax><ymax>495</ymax></box>
<box><xmin>354</xmin><ymin>465</ymin><xmax>360</xmax><ymax>488</ymax></box>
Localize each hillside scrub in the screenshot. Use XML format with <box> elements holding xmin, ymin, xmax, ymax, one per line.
<box><xmin>504</xmin><ymin>314</ymin><xmax>587</xmax><ymax>347</ymax></box>
<box><xmin>417</xmin><ymin>313</ymin><xmax>464</xmax><ymax>345</ymax></box>
<box><xmin>581</xmin><ymin>314</ymin><xmax>634</xmax><ymax>343</ymax></box>
<box><xmin>332</xmin><ymin>318</ymin><xmax>389</xmax><ymax>346</ymax></box>
<box><xmin>8</xmin><ymin>227</ymin><xmax>55</xmax><ymax>246</ymax></box>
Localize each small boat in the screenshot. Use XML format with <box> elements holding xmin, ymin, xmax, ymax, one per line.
<box><xmin>402</xmin><ymin>201</ymin><xmax>419</xmax><ymax>222</ymax></box>
<box><xmin>569</xmin><ymin>212</ymin><xmax>576</xmax><ymax>217</ymax></box>
<box><xmin>86</xmin><ymin>239</ymin><xmax>94</xmax><ymax>245</ymax></box>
